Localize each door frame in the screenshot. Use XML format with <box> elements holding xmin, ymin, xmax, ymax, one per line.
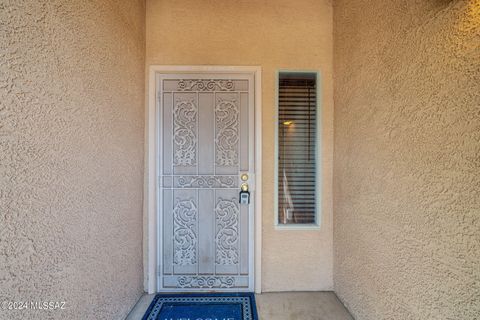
<box><xmin>145</xmin><ymin>65</ymin><xmax>262</xmax><ymax>294</ymax></box>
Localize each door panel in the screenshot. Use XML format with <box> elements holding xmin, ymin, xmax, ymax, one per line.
<box><xmin>158</xmin><ymin>74</ymin><xmax>254</xmax><ymax>291</ymax></box>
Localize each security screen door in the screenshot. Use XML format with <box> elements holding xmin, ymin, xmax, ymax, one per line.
<box><xmin>157</xmin><ymin>73</ymin><xmax>255</xmax><ymax>291</ymax></box>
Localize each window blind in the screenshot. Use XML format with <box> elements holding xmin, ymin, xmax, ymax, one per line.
<box><xmin>278</xmin><ymin>73</ymin><xmax>317</xmax><ymax>225</ymax></box>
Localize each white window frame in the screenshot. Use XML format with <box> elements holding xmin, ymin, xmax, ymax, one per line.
<box><xmin>274</xmin><ymin>70</ymin><xmax>322</xmax><ymax>230</ymax></box>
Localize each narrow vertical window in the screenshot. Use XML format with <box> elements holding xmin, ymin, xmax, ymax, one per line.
<box><xmin>277</xmin><ymin>72</ymin><xmax>318</xmax><ymax>225</ymax></box>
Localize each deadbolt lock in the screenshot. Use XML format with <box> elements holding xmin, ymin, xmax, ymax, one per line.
<box><xmin>241</xmin><ymin>174</ymin><xmax>249</xmax><ymax>181</ymax></box>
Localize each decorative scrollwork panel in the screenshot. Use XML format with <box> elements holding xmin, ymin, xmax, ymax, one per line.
<box><xmin>177</xmin><ymin>79</ymin><xmax>235</xmax><ymax>92</ymax></box>
<box><xmin>215</xmin><ymin>198</ymin><xmax>239</xmax><ymax>265</ymax></box>
<box><xmin>173</xmin><ymin>199</ymin><xmax>198</xmax><ymax>265</ymax></box>
<box><xmin>215</xmin><ymin>99</ymin><xmax>239</xmax><ymax>166</ymax></box>
<box><xmin>173</xmin><ymin>99</ymin><xmax>197</xmax><ymax>166</ymax></box>
<box><xmin>177</xmin><ymin>276</ymin><xmax>235</xmax><ymax>288</ymax></box>
<box><xmin>174</xmin><ymin>175</ymin><xmax>237</xmax><ymax>188</ymax></box>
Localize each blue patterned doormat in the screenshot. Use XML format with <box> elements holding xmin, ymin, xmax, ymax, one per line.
<box><xmin>141</xmin><ymin>293</ymin><xmax>258</xmax><ymax>320</ymax></box>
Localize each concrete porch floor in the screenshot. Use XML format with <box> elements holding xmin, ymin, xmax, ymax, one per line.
<box><xmin>125</xmin><ymin>291</ymin><xmax>353</xmax><ymax>320</ymax></box>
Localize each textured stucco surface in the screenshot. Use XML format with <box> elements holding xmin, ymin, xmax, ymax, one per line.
<box><xmin>0</xmin><ymin>1</ymin><xmax>145</xmax><ymax>319</ymax></box>
<box><xmin>333</xmin><ymin>0</ymin><xmax>480</xmax><ymax>319</ymax></box>
<box><xmin>146</xmin><ymin>0</ymin><xmax>334</xmax><ymax>291</ymax></box>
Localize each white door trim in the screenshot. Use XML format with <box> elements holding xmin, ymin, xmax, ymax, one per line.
<box><xmin>145</xmin><ymin>65</ymin><xmax>262</xmax><ymax>294</ymax></box>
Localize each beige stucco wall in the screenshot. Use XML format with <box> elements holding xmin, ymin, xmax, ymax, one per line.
<box><xmin>333</xmin><ymin>0</ymin><xmax>480</xmax><ymax>319</ymax></box>
<box><xmin>0</xmin><ymin>1</ymin><xmax>145</xmax><ymax>319</ymax></box>
<box><xmin>146</xmin><ymin>0</ymin><xmax>334</xmax><ymax>291</ymax></box>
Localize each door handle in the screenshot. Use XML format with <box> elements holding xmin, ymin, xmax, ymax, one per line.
<box><xmin>239</xmin><ymin>183</ymin><xmax>250</xmax><ymax>204</ymax></box>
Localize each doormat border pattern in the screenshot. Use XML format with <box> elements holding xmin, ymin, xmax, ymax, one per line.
<box><xmin>141</xmin><ymin>292</ymin><xmax>258</xmax><ymax>320</ymax></box>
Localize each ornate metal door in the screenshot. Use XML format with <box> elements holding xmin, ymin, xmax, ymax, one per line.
<box><xmin>157</xmin><ymin>73</ymin><xmax>255</xmax><ymax>291</ymax></box>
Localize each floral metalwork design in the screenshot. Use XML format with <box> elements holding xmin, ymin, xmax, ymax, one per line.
<box><xmin>177</xmin><ymin>79</ymin><xmax>234</xmax><ymax>92</ymax></box>
<box><xmin>215</xmin><ymin>198</ymin><xmax>239</xmax><ymax>265</ymax></box>
<box><xmin>173</xmin><ymin>199</ymin><xmax>197</xmax><ymax>265</ymax></box>
<box><xmin>175</xmin><ymin>175</ymin><xmax>237</xmax><ymax>188</ymax></box>
<box><xmin>215</xmin><ymin>99</ymin><xmax>239</xmax><ymax>166</ymax></box>
<box><xmin>173</xmin><ymin>99</ymin><xmax>197</xmax><ymax>166</ymax></box>
<box><xmin>177</xmin><ymin>276</ymin><xmax>235</xmax><ymax>288</ymax></box>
